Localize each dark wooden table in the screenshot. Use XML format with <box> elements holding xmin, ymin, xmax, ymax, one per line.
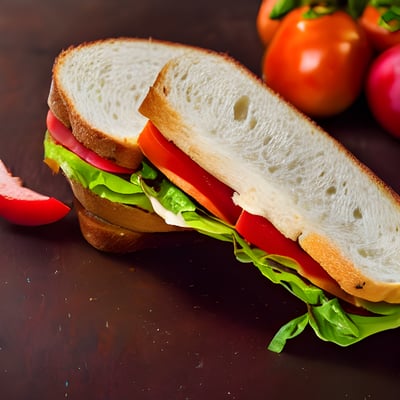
<box><xmin>1</xmin><ymin>1</ymin><xmax>400</xmax><ymax>399</ymax></box>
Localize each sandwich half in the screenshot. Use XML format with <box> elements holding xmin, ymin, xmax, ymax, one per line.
<box><xmin>136</xmin><ymin>50</ymin><xmax>400</xmax><ymax>351</ymax></box>
<box><xmin>44</xmin><ymin>37</ymin><xmax>209</xmax><ymax>252</ymax></box>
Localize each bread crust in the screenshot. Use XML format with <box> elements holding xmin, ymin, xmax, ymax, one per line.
<box><xmin>300</xmin><ymin>233</ymin><xmax>400</xmax><ymax>303</ymax></box>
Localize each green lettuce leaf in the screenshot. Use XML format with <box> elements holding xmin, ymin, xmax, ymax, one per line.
<box><xmin>139</xmin><ymin>162</ymin><xmax>236</xmax><ymax>241</ymax></box>
<box><xmin>44</xmin><ymin>132</ymin><xmax>152</xmax><ymax>210</ymax></box>
<box><xmin>233</xmin><ymin>233</ymin><xmax>400</xmax><ymax>352</ymax></box>
<box><xmin>44</xmin><ymin>134</ymin><xmax>400</xmax><ymax>352</ymax></box>
<box><xmin>139</xmin><ymin>162</ymin><xmax>400</xmax><ymax>352</ymax></box>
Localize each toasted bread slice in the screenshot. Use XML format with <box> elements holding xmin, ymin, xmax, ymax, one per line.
<box><xmin>139</xmin><ymin>51</ymin><xmax>400</xmax><ymax>303</ymax></box>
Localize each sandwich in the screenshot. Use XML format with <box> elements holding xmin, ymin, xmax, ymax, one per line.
<box><xmin>44</xmin><ymin>38</ymin><xmax>400</xmax><ymax>352</ymax></box>
<box><xmin>44</xmin><ymin>38</ymin><xmax>210</xmax><ymax>252</ymax></box>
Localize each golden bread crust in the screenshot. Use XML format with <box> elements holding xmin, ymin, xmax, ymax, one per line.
<box><xmin>300</xmin><ymin>233</ymin><xmax>400</xmax><ymax>303</ymax></box>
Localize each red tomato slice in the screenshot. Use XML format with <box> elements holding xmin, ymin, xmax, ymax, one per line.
<box><xmin>46</xmin><ymin>111</ymin><xmax>133</xmax><ymax>174</ymax></box>
<box><xmin>236</xmin><ymin>210</ymin><xmax>356</xmax><ymax>303</ymax></box>
<box><xmin>137</xmin><ymin>121</ymin><xmax>242</xmax><ymax>225</ymax></box>
<box><xmin>0</xmin><ymin>160</ymin><xmax>70</xmax><ymax>226</ymax></box>
<box><xmin>256</xmin><ymin>0</ymin><xmax>281</xmax><ymax>46</ymax></box>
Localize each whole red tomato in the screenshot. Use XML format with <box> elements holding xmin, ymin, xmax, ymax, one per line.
<box><xmin>359</xmin><ymin>5</ymin><xmax>400</xmax><ymax>52</ymax></box>
<box><xmin>262</xmin><ymin>7</ymin><xmax>372</xmax><ymax>117</ymax></box>
<box><xmin>256</xmin><ymin>0</ymin><xmax>281</xmax><ymax>46</ymax></box>
<box><xmin>365</xmin><ymin>43</ymin><xmax>400</xmax><ymax>138</ymax></box>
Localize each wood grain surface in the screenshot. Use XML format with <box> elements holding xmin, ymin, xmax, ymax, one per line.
<box><xmin>1</xmin><ymin>1</ymin><xmax>399</xmax><ymax>399</ymax></box>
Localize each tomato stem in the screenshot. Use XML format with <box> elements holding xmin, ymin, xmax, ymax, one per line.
<box><xmin>270</xmin><ymin>0</ymin><xmax>369</xmax><ymax>19</ymax></box>
<box><xmin>379</xmin><ymin>6</ymin><xmax>400</xmax><ymax>32</ymax></box>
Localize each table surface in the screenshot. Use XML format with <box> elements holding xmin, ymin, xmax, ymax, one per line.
<box><xmin>1</xmin><ymin>1</ymin><xmax>400</xmax><ymax>399</ymax></box>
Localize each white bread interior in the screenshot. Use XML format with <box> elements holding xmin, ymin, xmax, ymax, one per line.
<box><xmin>48</xmin><ymin>38</ymin><xmax>206</xmax><ymax>169</ymax></box>
<box><xmin>139</xmin><ymin>51</ymin><xmax>400</xmax><ymax>303</ymax></box>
